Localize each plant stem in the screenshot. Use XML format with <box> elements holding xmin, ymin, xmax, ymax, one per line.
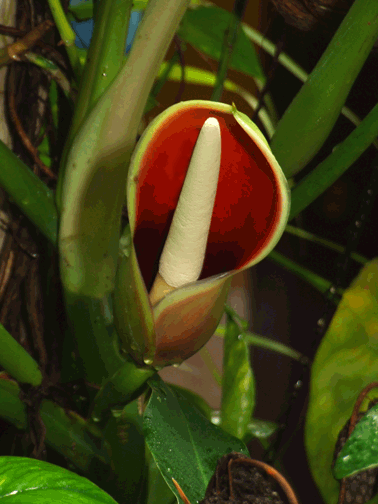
<box><xmin>290</xmin><ymin>101</ymin><xmax>378</xmax><ymax>219</ymax></box>
<box><xmin>0</xmin><ymin>378</ymin><xmax>107</xmax><ymax>472</ymax></box>
<box><xmin>0</xmin><ymin>324</ymin><xmax>42</xmax><ymax>386</ymax></box>
<box><xmin>242</xmin><ymin>22</ymin><xmax>375</xmax><ymax>142</ymax></box>
<box><xmin>268</xmin><ymin>250</ymin><xmax>343</xmax><ymax>299</ymax></box>
<box><xmin>270</xmin><ymin>0</ymin><xmax>378</xmax><ymax>177</ymax></box>
<box><xmin>68</xmin><ymin>0</ymin><xmax>133</xmax><ymax>149</ymax></box>
<box><xmin>160</xmin><ymin>62</ymin><xmax>275</xmax><ymax>137</ymax></box>
<box><xmin>285</xmin><ymin>225</ymin><xmax>368</xmax><ymax>264</ymax></box>
<box><xmin>46</xmin><ymin>0</ymin><xmax>82</xmax><ymax>78</ymax></box>
<box><xmin>59</xmin><ymin>0</ymin><xmax>190</xmax><ymax>299</ymax></box>
<box><xmin>211</xmin><ymin>0</ymin><xmax>248</xmax><ymax>102</ymax></box>
<box><xmin>0</xmin><ymin>140</ymin><xmax>57</xmax><ymax>244</ymax></box>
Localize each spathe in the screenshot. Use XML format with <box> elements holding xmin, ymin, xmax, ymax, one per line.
<box><xmin>113</xmin><ymin>100</ymin><xmax>290</xmax><ymax>368</ymax></box>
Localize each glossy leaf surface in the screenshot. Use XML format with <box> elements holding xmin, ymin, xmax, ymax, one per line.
<box><xmin>334</xmin><ymin>402</ymin><xmax>378</xmax><ymax>479</ymax></box>
<box><xmin>144</xmin><ymin>376</ymin><xmax>248</xmax><ymax>504</ymax></box>
<box><xmin>305</xmin><ymin>260</ymin><xmax>378</xmax><ymax>504</ymax></box>
<box><xmin>0</xmin><ymin>457</ymin><xmax>116</xmax><ymax>503</ymax></box>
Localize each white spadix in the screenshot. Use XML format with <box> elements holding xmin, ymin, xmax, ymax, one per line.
<box><xmin>149</xmin><ymin>116</ymin><xmax>221</xmax><ymax>306</ymax></box>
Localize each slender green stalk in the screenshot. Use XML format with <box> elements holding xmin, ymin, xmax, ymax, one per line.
<box><xmin>270</xmin><ymin>0</ymin><xmax>378</xmax><ymax>177</ymax></box>
<box><xmin>290</xmin><ymin>101</ymin><xmax>378</xmax><ymax>219</ymax></box>
<box><xmin>0</xmin><ymin>324</ymin><xmax>42</xmax><ymax>386</ymax></box>
<box><xmin>24</xmin><ymin>52</ymin><xmax>72</xmax><ymax>99</ymax></box>
<box><xmin>0</xmin><ymin>378</ymin><xmax>107</xmax><ymax>472</ymax></box>
<box><xmin>0</xmin><ymin>140</ymin><xmax>57</xmax><ymax>244</ymax></box>
<box><xmin>160</xmin><ymin>63</ymin><xmax>275</xmax><ymax>137</ymax></box>
<box><xmin>285</xmin><ymin>224</ymin><xmax>368</xmax><ymax>264</ymax></box>
<box><xmin>67</xmin><ymin>0</ymin><xmax>133</xmax><ymax>150</ymax></box>
<box><xmin>215</xmin><ymin>323</ymin><xmax>303</xmax><ymax>361</ymax></box>
<box><xmin>243</xmin><ymin>332</ymin><xmax>303</xmax><ymax>362</ymax></box>
<box><xmin>63</xmin><ymin>294</ymin><xmax>126</xmax><ymax>383</ymax></box>
<box><xmin>211</xmin><ymin>0</ymin><xmax>248</xmax><ymax>102</ymax></box>
<box><xmin>47</xmin><ymin>0</ymin><xmax>82</xmax><ymax>78</ymax></box>
<box><xmin>268</xmin><ymin>250</ymin><xmax>343</xmax><ymax>299</ymax></box>
<box><xmin>242</xmin><ymin>21</ymin><xmax>375</xmax><ymax>142</ymax></box>
<box><xmin>0</xmin><ymin>20</ymin><xmax>54</xmax><ymax>67</ymax></box>
<box><xmin>56</xmin><ymin>0</ymin><xmax>133</xmax><ymax>209</ymax></box>
<box><xmin>59</xmin><ymin>0</ymin><xmax>190</xmax><ymax>300</ymax></box>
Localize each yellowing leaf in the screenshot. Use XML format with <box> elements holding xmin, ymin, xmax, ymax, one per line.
<box><xmin>305</xmin><ymin>259</ymin><xmax>378</xmax><ymax>504</ymax></box>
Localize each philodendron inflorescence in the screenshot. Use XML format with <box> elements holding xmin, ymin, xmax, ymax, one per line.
<box><xmin>114</xmin><ymin>100</ymin><xmax>290</xmax><ymax>368</ymax></box>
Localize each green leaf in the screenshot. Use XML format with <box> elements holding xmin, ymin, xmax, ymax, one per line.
<box><xmin>96</xmin><ymin>401</ymin><xmax>146</xmax><ymax>503</ymax></box>
<box><xmin>221</xmin><ymin>313</ymin><xmax>255</xmax><ymax>439</ymax></box>
<box><xmin>178</xmin><ymin>5</ymin><xmax>264</xmax><ymax>79</ymax></box>
<box><xmin>334</xmin><ymin>403</ymin><xmax>378</xmax><ymax>479</ymax></box>
<box><xmin>270</xmin><ymin>0</ymin><xmax>378</xmax><ymax>178</ymax></box>
<box><xmin>305</xmin><ymin>259</ymin><xmax>378</xmax><ymax>504</ymax></box>
<box><xmin>68</xmin><ymin>0</ymin><xmax>94</xmax><ymax>20</ymax></box>
<box><xmin>146</xmin><ymin>454</ymin><xmax>176</xmax><ymax>504</ymax></box>
<box><xmin>289</xmin><ymin>101</ymin><xmax>378</xmax><ymax>220</ymax></box>
<box><xmin>144</xmin><ymin>375</ymin><xmax>248</xmax><ymax>504</ymax></box>
<box><xmin>0</xmin><ymin>457</ymin><xmax>117</xmax><ymax>503</ymax></box>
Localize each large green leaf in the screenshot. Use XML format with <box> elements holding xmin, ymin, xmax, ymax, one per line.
<box><xmin>305</xmin><ymin>259</ymin><xmax>378</xmax><ymax>504</ymax></box>
<box><xmin>0</xmin><ymin>457</ymin><xmax>116</xmax><ymax>503</ymax></box>
<box><xmin>178</xmin><ymin>5</ymin><xmax>264</xmax><ymax>79</ymax></box>
<box><xmin>334</xmin><ymin>402</ymin><xmax>378</xmax><ymax>479</ymax></box>
<box><xmin>144</xmin><ymin>376</ymin><xmax>248</xmax><ymax>504</ymax></box>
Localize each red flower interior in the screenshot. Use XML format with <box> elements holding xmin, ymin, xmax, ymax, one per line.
<box><xmin>133</xmin><ymin>105</ymin><xmax>283</xmax><ymax>290</ymax></box>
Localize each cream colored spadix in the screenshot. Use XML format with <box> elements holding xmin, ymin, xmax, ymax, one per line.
<box><xmin>149</xmin><ymin>117</ymin><xmax>221</xmax><ymax>306</ymax></box>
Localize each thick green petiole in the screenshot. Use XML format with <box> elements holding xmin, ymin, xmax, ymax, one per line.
<box><xmin>270</xmin><ymin>0</ymin><xmax>378</xmax><ymax>178</ymax></box>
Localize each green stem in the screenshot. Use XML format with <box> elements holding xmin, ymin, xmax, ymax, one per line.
<box><xmin>270</xmin><ymin>0</ymin><xmax>378</xmax><ymax>177</ymax></box>
<box><xmin>59</xmin><ymin>0</ymin><xmax>190</xmax><ymax>300</ymax></box>
<box><xmin>55</xmin><ymin>0</ymin><xmax>133</xmax><ymax>209</ymax></box>
<box><xmin>0</xmin><ymin>140</ymin><xmax>57</xmax><ymax>245</ymax></box>
<box><xmin>0</xmin><ymin>324</ymin><xmax>42</xmax><ymax>386</ymax></box>
<box><xmin>285</xmin><ymin>224</ymin><xmax>368</xmax><ymax>264</ymax></box>
<box><xmin>46</xmin><ymin>0</ymin><xmax>82</xmax><ymax>79</ymax></box>
<box><xmin>0</xmin><ymin>378</ymin><xmax>107</xmax><ymax>472</ymax></box>
<box><xmin>24</xmin><ymin>52</ymin><xmax>72</xmax><ymax>100</ymax></box>
<box><xmin>215</xmin><ymin>320</ymin><xmax>302</xmax><ymax>362</ymax></box>
<box><xmin>242</xmin><ymin>22</ymin><xmax>375</xmax><ymax>143</ymax></box>
<box><xmin>268</xmin><ymin>250</ymin><xmax>343</xmax><ymax>299</ymax></box>
<box><xmin>243</xmin><ymin>332</ymin><xmax>303</xmax><ymax>362</ymax></box>
<box><xmin>66</xmin><ymin>0</ymin><xmax>133</xmax><ymax>153</ymax></box>
<box><xmin>160</xmin><ymin>62</ymin><xmax>275</xmax><ymax>137</ymax></box>
<box><xmin>211</xmin><ymin>0</ymin><xmax>248</xmax><ymax>102</ymax></box>
<box><xmin>290</xmin><ymin>101</ymin><xmax>378</xmax><ymax>220</ymax></box>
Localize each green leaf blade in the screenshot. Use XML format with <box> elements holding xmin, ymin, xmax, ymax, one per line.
<box><xmin>305</xmin><ymin>260</ymin><xmax>378</xmax><ymax>503</ymax></box>
<box><xmin>144</xmin><ymin>376</ymin><xmax>248</xmax><ymax>504</ymax></box>
<box><xmin>0</xmin><ymin>457</ymin><xmax>117</xmax><ymax>503</ymax></box>
<box><xmin>334</xmin><ymin>404</ymin><xmax>378</xmax><ymax>479</ymax></box>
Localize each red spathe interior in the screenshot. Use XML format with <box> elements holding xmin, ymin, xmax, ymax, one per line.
<box><xmin>133</xmin><ymin>105</ymin><xmax>281</xmax><ymax>290</ymax></box>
